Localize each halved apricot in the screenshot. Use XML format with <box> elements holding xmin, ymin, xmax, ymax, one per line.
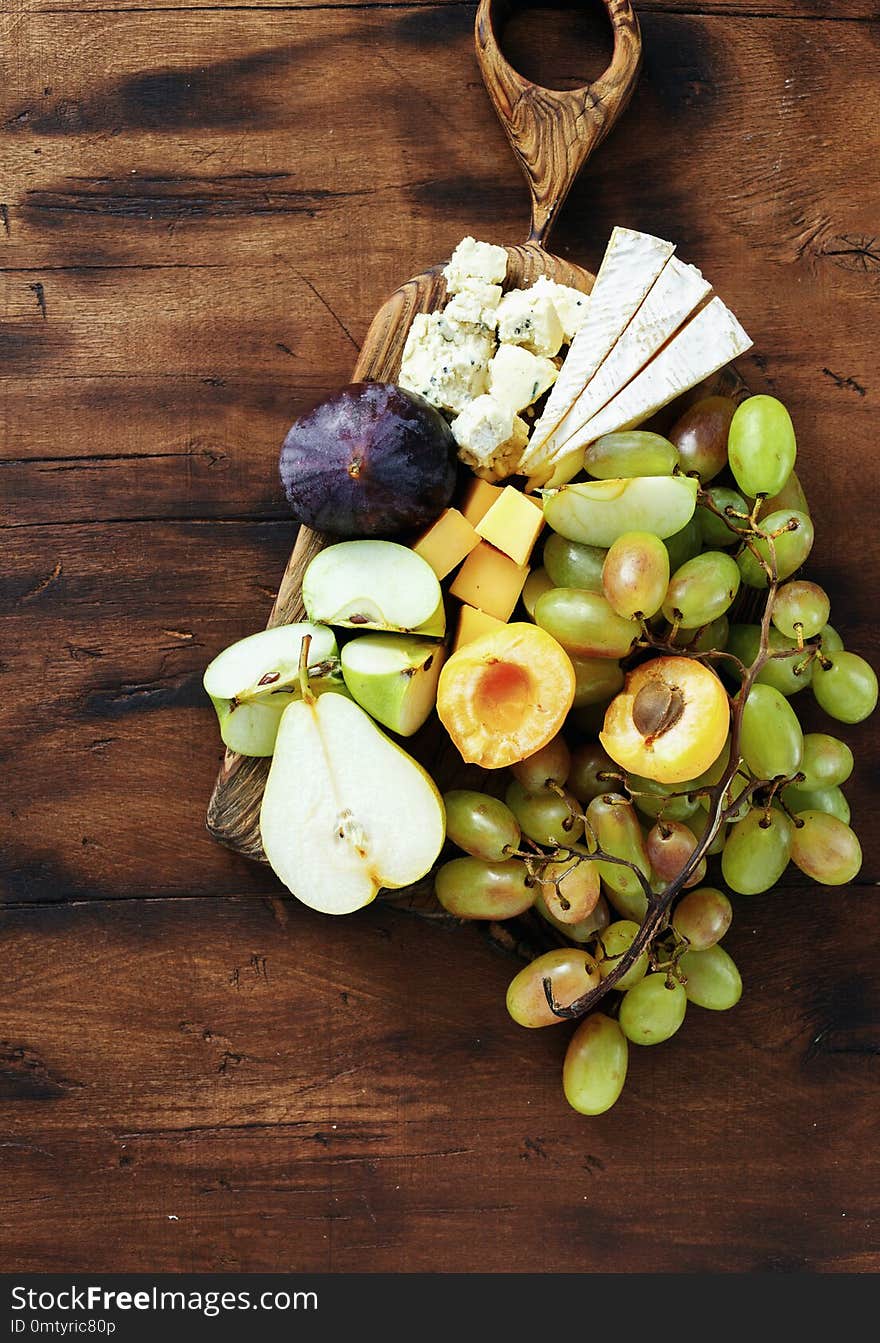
<box><xmin>437</xmin><ymin>623</ymin><xmax>575</xmax><ymax>769</ymax></box>
<box><xmin>600</xmin><ymin>656</ymin><xmax>729</xmax><ymax>784</ymax></box>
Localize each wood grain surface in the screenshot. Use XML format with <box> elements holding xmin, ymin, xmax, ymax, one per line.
<box><xmin>2</xmin><ymin>0</ymin><xmax>878</xmax><ymax>1274</ymax></box>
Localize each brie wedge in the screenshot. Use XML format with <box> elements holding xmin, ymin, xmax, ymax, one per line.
<box><xmin>520</xmin><ymin>228</ymin><xmax>675</xmax><ymax>473</ymax></box>
<box><xmin>558</xmin><ymin>296</ymin><xmax>752</xmax><ymax>451</ymax></box>
<box><xmin>531</xmin><ymin>257</ymin><xmax>713</xmax><ymax>478</ymax></box>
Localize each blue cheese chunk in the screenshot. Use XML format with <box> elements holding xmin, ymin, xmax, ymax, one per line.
<box><xmin>529</xmin><ymin>276</ymin><xmax>590</xmax><ymax>342</ymax></box>
<box><xmin>443</xmin><ymin>236</ymin><xmax>508</xmax><ymax>293</ymax></box>
<box><xmin>488</xmin><ymin>344</ymin><xmax>558</xmax><ymax>413</ymax></box>
<box><xmin>496</xmin><ymin>289</ymin><xmax>565</xmax><ymax>357</ymax></box>
<box><xmin>398</xmin><ymin>312</ymin><xmax>494</xmax><ymax>414</ymax></box>
<box><xmin>451</xmin><ymin>394</ymin><xmax>528</xmax><ymax>482</ymax></box>
<box><xmin>444</xmin><ymin>278</ymin><xmax>503</xmax><ymax>330</ymax></box>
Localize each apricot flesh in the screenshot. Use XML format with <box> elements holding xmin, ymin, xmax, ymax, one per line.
<box><xmin>600</xmin><ymin>656</ymin><xmax>729</xmax><ymax>784</ymax></box>
<box><xmin>437</xmin><ymin>623</ymin><xmax>575</xmax><ymax>769</ymax></box>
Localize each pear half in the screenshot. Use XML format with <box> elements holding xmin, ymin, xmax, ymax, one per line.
<box><xmin>302</xmin><ymin>540</ymin><xmax>445</xmax><ymax>638</ymax></box>
<box><xmin>260</xmin><ymin>692</ymin><xmax>446</xmax><ymax>914</ymax></box>
<box><xmin>341</xmin><ymin>633</ymin><xmax>446</xmax><ymax>736</ymax></box>
<box><xmin>203</xmin><ymin>622</ymin><xmax>339</xmax><ymax>757</ymax></box>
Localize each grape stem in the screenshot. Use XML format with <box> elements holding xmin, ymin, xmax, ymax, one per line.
<box><xmin>542</xmin><ymin>526</ymin><xmax>783</xmax><ymax>1021</ymax></box>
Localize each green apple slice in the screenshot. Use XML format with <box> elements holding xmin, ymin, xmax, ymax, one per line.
<box><xmin>260</xmin><ymin>691</ymin><xmax>446</xmax><ymax>914</ymax></box>
<box><xmin>203</xmin><ymin>622</ymin><xmax>338</xmax><ymax>757</ymax></box>
<box><xmin>542</xmin><ymin>476</ymin><xmax>698</xmax><ymax>547</ymax></box>
<box><xmin>341</xmin><ymin>633</ymin><xmax>446</xmax><ymax>736</ymax></box>
<box><xmin>302</xmin><ymin>540</ymin><xmax>445</xmax><ymax>638</ymax></box>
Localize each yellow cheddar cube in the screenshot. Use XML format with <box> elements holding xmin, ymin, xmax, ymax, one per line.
<box><xmin>475</xmin><ymin>485</ymin><xmax>545</xmax><ymax>566</ymax></box>
<box><xmin>449</xmin><ymin>541</ymin><xmax>529</xmax><ymax>621</ymax></box>
<box><xmin>453</xmin><ymin>603</ymin><xmax>507</xmax><ymax>651</ymax></box>
<box><xmin>460</xmin><ymin>477</ymin><xmax>504</xmax><ymax>527</ymax></box>
<box><xmin>413</xmin><ymin>508</ymin><xmax>480</xmax><ymax>579</ymax></box>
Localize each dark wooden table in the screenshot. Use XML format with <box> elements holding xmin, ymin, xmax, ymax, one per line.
<box><xmin>2</xmin><ymin>0</ymin><xmax>878</xmax><ymax>1274</ymax></box>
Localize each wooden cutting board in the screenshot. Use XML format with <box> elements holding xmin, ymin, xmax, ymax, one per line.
<box><xmin>206</xmin><ymin>0</ymin><xmax>738</xmax><ymax>865</ymax></box>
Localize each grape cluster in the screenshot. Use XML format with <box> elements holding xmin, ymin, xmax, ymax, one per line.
<box><xmin>433</xmin><ymin>394</ymin><xmax>877</xmax><ymax>1115</ymax></box>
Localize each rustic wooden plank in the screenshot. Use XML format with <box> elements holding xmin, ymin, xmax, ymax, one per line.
<box><xmin>2</xmin><ymin>518</ymin><xmax>877</xmax><ymax>907</ymax></box>
<box><xmin>0</xmin><ymin>891</ymin><xmax>876</xmax><ymax>1271</ymax></box>
<box><xmin>4</xmin><ymin>1</ymin><xmax>877</xmax><ymax>20</ymax></box>
<box><xmin>3</xmin><ymin>8</ymin><xmax>879</xmax><ymax>537</ymax></box>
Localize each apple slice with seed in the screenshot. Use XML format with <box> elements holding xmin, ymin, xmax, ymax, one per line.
<box><xmin>302</xmin><ymin>540</ymin><xmax>445</xmax><ymax>637</ymax></box>
<box><xmin>341</xmin><ymin>633</ymin><xmax>446</xmax><ymax>737</ymax></box>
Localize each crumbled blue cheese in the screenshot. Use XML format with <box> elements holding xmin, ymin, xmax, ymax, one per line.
<box><xmin>443</xmin><ymin>236</ymin><xmax>508</xmax><ymax>293</ymax></box>
<box><xmin>488</xmin><ymin>344</ymin><xmax>558</xmax><ymax>413</ymax></box>
<box><xmin>496</xmin><ymin>290</ymin><xmax>565</xmax><ymax>357</ymax></box>
<box><xmin>398</xmin><ymin>312</ymin><xmax>494</xmax><ymax>414</ymax></box>
<box><xmin>451</xmin><ymin>394</ymin><xmax>529</xmax><ymax>481</ymax></box>
<box><xmin>444</xmin><ymin>278</ymin><xmax>503</xmax><ymax>330</ymax></box>
<box><xmin>529</xmin><ymin>276</ymin><xmax>590</xmax><ymax>342</ymax></box>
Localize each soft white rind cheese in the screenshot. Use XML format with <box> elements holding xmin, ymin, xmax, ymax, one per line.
<box><xmin>561</xmin><ymin>297</ymin><xmax>752</xmax><ymax>450</ymax></box>
<box><xmin>452</xmin><ymin>395</ymin><xmax>528</xmax><ymax>481</ymax></box>
<box><xmin>488</xmin><ymin>344</ymin><xmax>558</xmax><ymax>414</ymax></box>
<box><xmin>530</xmin><ymin>276</ymin><xmax>590</xmax><ymax>341</ymax></box>
<box><xmin>496</xmin><ymin>290</ymin><xmax>565</xmax><ymax>357</ymax></box>
<box><xmin>443</xmin><ymin>236</ymin><xmax>508</xmax><ymax>292</ymax></box>
<box><xmin>398</xmin><ymin>312</ymin><xmax>494</xmax><ymax>414</ymax></box>
<box><xmin>528</xmin><ymin>257</ymin><xmax>712</xmax><ymax>478</ymax></box>
<box><xmin>522</xmin><ymin>228</ymin><xmax>676</xmax><ymax>471</ymax></box>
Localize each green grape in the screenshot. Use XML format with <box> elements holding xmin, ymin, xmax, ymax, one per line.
<box><xmin>696</xmin><ymin>486</ymin><xmax>748</xmax><ymax>549</ymax></box>
<box><xmin>739</xmin><ymin>682</ymin><xmax>804</xmax><ymax>779</ymax></box>
<box><xmin>571</xmin><ymin>656</ymin><xmax>625</xmax><ymax>709</ymax></box>
<box><xmin>543</xmin><ymin>476</ymin><xmax>699</xmax><ymax>548</ymax></box>
<box><xmin>542</xmin><ymin>534</ymin><xmax>606</xmax><ymax>592</ymax></box>
<box><xmin>722</xmin><ymin>806</ymin><xmax>793</xmax><ymax>894</ymax></box>
<box><xmin>646</xmin><ymin>820</ymin><xmax>705</xmax><ymax>887</ymax></box>
<box><xmin>692</xmin><ymin>735</ymin><xmax>733</xmax><ymax>790</ymax></box>
<box><xmin>443</xmin><ymin>790</ymin><xmax>521</xmax><ymax>862</ymax></box>
<box><xmin>819</xmin><ymin>623</ymin><xmax>844</xmax><ymax>653</ymax></box>
<box><xmin>672</xmin><ymin>886</ymin><xmax>732</xmax><ymax>949</ymax></box>
<box><xmin>510</xmin><ymin>734</ymin><xmax>570</xmax><ymax>793</ymax></box>
<box><xmin>563</xmin><ymin>1013</ymin><xmax>629</xmax><ymax>1115</ymax></box>
<box><xmin>662</xmin><ymin>551</ymin><xmax>741</xmax><ymax>628</ymax></box>
<box><xmin>534</xmin><ymin>889</ymin><xmax>610</xmax><ymax>943</ymax></box>
<box><xmin>538</xmin><ymin>848</ymin><xmax>601</xmax><ymax>924</ymax></box>
<box><xmin>688</xmin><ymin>805</ymin><xmax>728</xmax><ymax>856</ymax></box>
<box><xmin>726</xmin><ymin>624</ymin><xmax>813</xmax><ymax>696</ymax></box>
<box><xmin>680</xmin><ymin>946</ymin><xmax>742</xmax><ymax>1011</ymax></box>
<box><xmin>505</xmin><ymin>780</ymin><xmax>584</xmax><ymax>847</ymax></box>
<box><xmin>597</xmin><ymin>920</ymin><xmax>649</xmax><ymax>990</ymax></box>
<box><xmin>668</xmin><ymin>395</ymin><xmax>735</xmax><ymax>483</ymax></box>
<box><xmin>673</xmin><ymin>615</ymin><xmax>730</xmax><ymax>653</ymax></box>
<box><xmin>619</xmin><ymin>974</ymin><xmax>687</xmax><ymax>1046</ymax></box>
<box><xmin>790</xmin><ymin>810</ymin><xmax>862</xmax><ymax>885</ymax></box>
<box><xmin>799</xmin><ymin>733</ymin><xmax>854</xmax><ymax>789</ymax></box>
<box><xmin>602</xmin><ymin>531</ymin><xmax>670</xmax><ymax>620</ymax></box>
<box><xmin>584</xmin><ymin>794</ymin><xmax>651</xmax><ymax>918</ymax></box>
<box><xmin>663</xmin><ymin>516</ymin><xmax>702</xmax><ymax>573</ymax></box>
<box><xmin>697</xmin><ymin>762</ymin><xmax>750</xmax><ymax>823</ymax></box>
<box><xmin>629</xmin><ymin>774</ymin><xmax>700</xmax><ymax>822</ymax></box>
<box><xmin>534</xmin><ymin>588</ymin><xmax>639</xmax><ymax>659</ymax></box>
<box><xmin>584</xmin><ymin>430</ymin><xmax>679</xmax><ymax>479</ymax></box>
<box><xmin>506</xmin><ymin>948</ymin><xmax>601</xmax><ymax>1028</ymax></box>
<box><xmin>782</xmin><ymin>784</ymin><xmax>850</xmax><ymax>825</ymax></box>
<box><xmin>737</xmin><ymin>509</ymin><xmax>814</xmax><ymax>588</ymax></box>
<box><xmin>728</xmin><ymin>395</ymin><xmax>797</xmax><ymax>498</ymax></box>
<box><xmin>812</xmin><ymin>652</ymin><xmax>878</xmax><ymax>724</ymax></box>
<box><xmin>568</xmin><ymin>742</ymin><xmax>619</xmax><ymax>803</ymax></box>
<box><xmin>771</xmin><ymin>580</ymin><xmax>830</xmax><ymax>640</ymax></box>
<box><xmin>522</xmin><ymin>566</ymin><xmax>553</xmax><ymax>619</ymax></box>
<box><xmin>435</xmin><ymin>857</ymin><xmax>535</xmax><ymax>920</ymax></box>
<box><xmin>757</xmin><ymin>468</ymin><xmax>810</xmax><ymax>519</ymax></box>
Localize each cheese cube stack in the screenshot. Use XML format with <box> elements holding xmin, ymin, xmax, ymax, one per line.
<box><xmin>518</xmin><ymin>227</ymin><xmax>753</xmax><ymax>484</ymax></box>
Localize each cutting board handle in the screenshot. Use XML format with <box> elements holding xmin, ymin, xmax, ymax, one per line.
<box><xmin>475</xmin><ymin>0</ymin><xmax>642</xmax><ymax>246</ymax></box>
